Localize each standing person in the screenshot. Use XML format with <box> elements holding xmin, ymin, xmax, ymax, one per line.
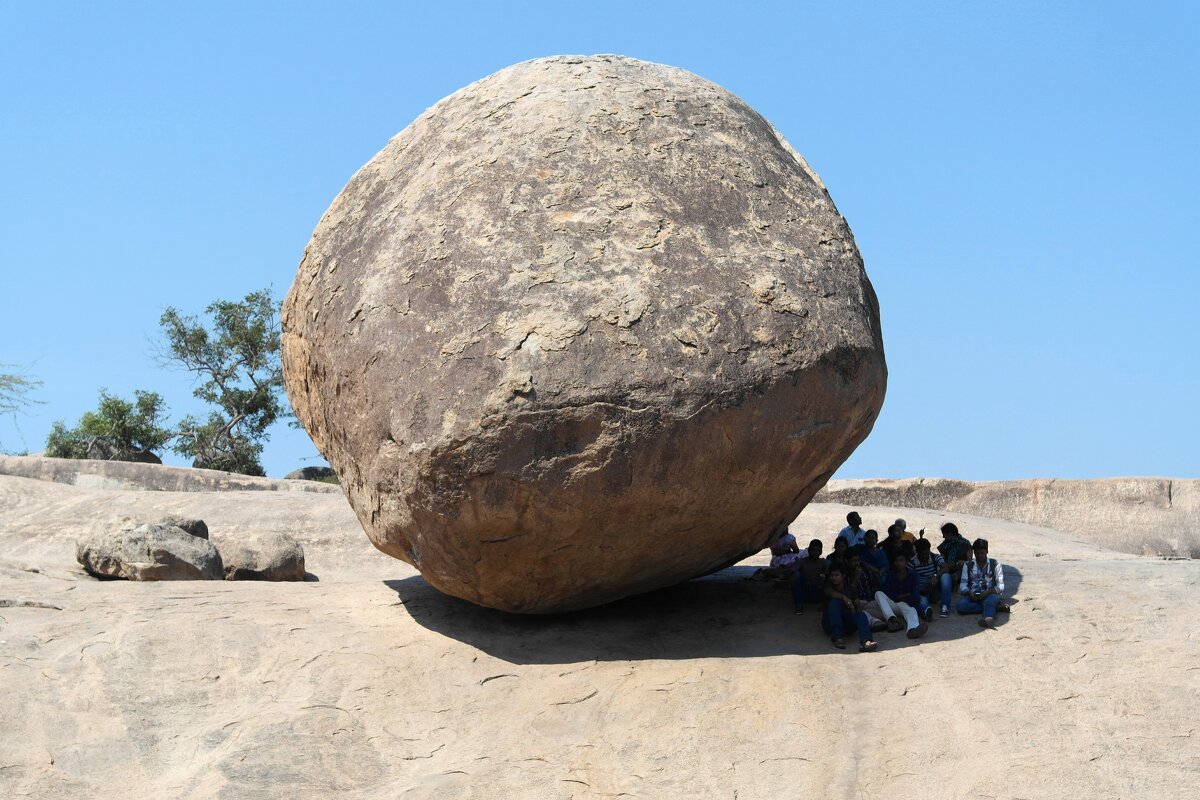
<box><xmin>792</xmin><ymin>539</ymin><xmax>827</xmax><ymax>614</ymax></box>
<box><xmin>957</xmin><ymin>538</ymin><xmax>1009</xmax><ymax>628</ymax></box>
<box><xmin>837</xmin><ymin>511</ymin><xmax>867</xmax><ymax>549</ymax></box>
<box><xmin>936</xmin><ymin>522</ymin><xmax>972</xmax><ymax>586</ymax></box>
<box><xmin>911</xmin><ymin>537</ymin><xmax>952</xmax><ymax>618</ymax></box>
<box><xmin>822</xmin><ymin>563</ymin><xmax>878</xmax><ymax>652</ymax></box>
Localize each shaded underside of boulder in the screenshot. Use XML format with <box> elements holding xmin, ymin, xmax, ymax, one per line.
<box><xmin>220</xmin><ymin>532</ymin><xmax>306</xmax><ymax>581</ymax></box>
<box><xmin>76</xmin><ymin>523</ymin><xmax>223</xmax><ymax>581</ymax></box>
<box><xmin>282</xmin><ymin>55</ymin><xmax>886</xmax><ymax>612</ymax></box>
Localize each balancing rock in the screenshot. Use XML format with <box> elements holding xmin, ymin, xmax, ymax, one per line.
<box><xmin>282</xmin><ymin>55</ymin><xmax>886</xmax><ymax>612</ymax></box>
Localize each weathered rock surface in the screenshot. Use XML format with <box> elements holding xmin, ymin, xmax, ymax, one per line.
<box><xmin>76</xmin><ymin>523</ymin><xmax>223</xmax><ymax>580</ymax></box>
<box><xmin>3</xmin><ymin>472</ymin><xmax>1198</xmax><ymax>799</ymax></box>
<box><xmin>816</xmin><ymin>477</ymin><xmax>1200</xmax><ymax>558</ymax></box>
<box><xmin>282</xmin><ymin>55</ymin><xmax>886</xmax><ymax>612</ymax></box>
<box><xmin>220</xmin><ymin>531</ymin><xmax>306</xmax><ymax>581</ymax></box>
<box><xmin>0</xmin><ymin>455</ymin><xmax>340</xmax><ymax>494</ymax></box>
<box><xmin>157</xmin><ymin>515</ymin><xmax>208</xmax><ymax>539</ymax></box>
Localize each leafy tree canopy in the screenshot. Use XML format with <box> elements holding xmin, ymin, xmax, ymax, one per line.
<box><xmin>159</xmin><ymin>289</ymin><xmax>284</xmax><ymax>476</ymax></box>
<box><xmin>44</xmin><ymin>389</ymin><xmax>172</xmax><ymax>462</ymax></box>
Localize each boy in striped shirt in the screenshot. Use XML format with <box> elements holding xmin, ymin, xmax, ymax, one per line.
<box><xmin>911</xmin><ymin>538</ymin><xmax>951</xmax><ymax>618</ymax></box>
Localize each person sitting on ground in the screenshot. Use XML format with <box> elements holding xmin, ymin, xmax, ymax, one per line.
<box><xmin>956</xmin><ymin>538</ymin><xmax>1010</xmax><ymax>628</ymax></box>
<box><xmin>894</xmin><ymin>518</ymin><xmax>917</xmax><ymax>545</ymax></box>
<box><xmin>827</xmin><ymin>535</ymin><xmax>850</xmax><ymax>566</ymax></box>
<box><xmin>911</xmin><ymin>537</ymin><xmax>951</xmax><ymax>618</ymax></box>
<box><xmin>867</xmin><ymin>552</ymin><xmax>928</xmax><ymax>638</ymax></box>
<box><xmin>880</xmin><ymin>524</ymin><xmax>905</xmax><ymax>562</ymax></box>
<box><xmin>936</xmin><ymin>522</ymin><xmax>972</xmax><ymax>585</ymax></box>
<box><xmin>837</xmin><ymin>511</ymin><xmax>867</xmax><ymax>549</ymax></box>
<box><xmin>856</xmin><ymin>529</ymin><xmax>889</xmax><ymax>588</ymax></box>
<box><xmin>822</xmin><ymin>563</ymin><xmax>878</xmax><ymax>652</ymax></box>
<box><xmin>767</xmin><ymin>524</ymin><xmax>802</xmax><ymax>573</ymax></box>
<box><xmin>839</xmin><ymin>549</ymin><xmax>883</xmax><ymax>629</ymax></box>
<box><xmin>792</xmin><ymin>539</ymin><xmax>827</xmax><ymax>614</ymax></box>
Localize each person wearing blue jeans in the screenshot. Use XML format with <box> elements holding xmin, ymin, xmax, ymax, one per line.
<box><xmin>956</xmin><ymin>538</ymin><xmax>1009</xmax><ymax>628</ymax></box>
<box><xmin>822</xmin><ymin>563</ymin><xmax>878</xmax><ymax>652</ymax></box>
<box><xmin>911</xmin><ymin>538</ymin><xmax>952</xmax><ymax>618</ymax></box>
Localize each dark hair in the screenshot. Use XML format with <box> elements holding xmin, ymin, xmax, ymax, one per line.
<box><xmin>847</xmin><ymin>511</ymin><xmax>861</xmax><ymax>524</ymax></box>
<box><xmin>832</xmin><ymin>537</ymin><xmax>848</xmax><ymax>550</ymax></box>
<box><xmin>941</xmin><ymin>522</ymin><xmax>959</xmax><ymax>537</ymax></box>
<box><xmin>864</xmin><ymin>529</ymin><xmax>879</xmax><ymax>544</ymax></box>
<box><xmin>972</xmin><ymin>538</ymin><xmax>989</xmax><ymax>550</ymax></box>
<box><xmin>901</xmin><ymin>541</ymin><xmax>916</xmax><ymax>559</ymax></box>
<box><xmin>808</xmin><ymin>539</ymin><xmax>823</xmax><ymax>550</ymax></box>
<box><xmin>915</xmin><ymin>537</ymin><xmax>932</xmax><ymax>551</ymax></box>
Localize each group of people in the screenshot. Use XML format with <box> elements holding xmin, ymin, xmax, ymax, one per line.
<box><xmin>764</xmin><ymin>511</ymin><xmax>1010</xmax><ymax>653</ymax></box>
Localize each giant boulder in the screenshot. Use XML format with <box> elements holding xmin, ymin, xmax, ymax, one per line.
<box><xmin>282</xmin><ymin>55</ymin><xmax>886</xmax><ymax>612</ymax></box>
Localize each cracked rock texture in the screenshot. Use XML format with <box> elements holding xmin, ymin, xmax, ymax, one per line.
<box><xmin>76</xmin><ymin>523</ymin><xmax>223</xmax><ymax>581</ymax></box>
<box><xmin>282</xmin><ymin>55</ymin><xmax>886</xmax><ymax>612</ymax></box>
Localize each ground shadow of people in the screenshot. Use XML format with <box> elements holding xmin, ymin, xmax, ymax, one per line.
<box><xmin>383</xmin><ymin>563</ymin><xmax>1024</xmax><ymax>665</ymax></box>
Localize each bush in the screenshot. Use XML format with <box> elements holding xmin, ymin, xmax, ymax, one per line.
<box><xmin>45</xmin><ymin>389</ymin><xmax>172</xmax><ymax>463</ymax></box>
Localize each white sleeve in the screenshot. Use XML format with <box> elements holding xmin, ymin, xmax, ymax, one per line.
<box><xmin>959</xmin><ymin>562</ymin><xmax>969</xmax><ymax>594</ymax></box>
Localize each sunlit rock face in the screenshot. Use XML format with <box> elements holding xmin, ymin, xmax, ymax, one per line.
<box><xmin>282</xmin><ymin>55</ymin><xmax>886</xmax><ymax>612</ymax></box>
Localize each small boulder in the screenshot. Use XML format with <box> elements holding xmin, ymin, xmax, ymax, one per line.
<box><xmin>77</xmin><ymin>524</ymin><xmax>223</xmax><ymax>580</ymax></box>
<box><xmin>157</xmin><ymin>515</ymin><xmax>208</xmax><ymax>539</ymax></box>
<box><xmin>221</xmin><ymin>532</ymin><xmax>305</xmax><ymax>581</ymax></box>
<box><xmin>284</xmin><ymin>466</ymin><xmax>337</xmax><ymax>482</ymax></box>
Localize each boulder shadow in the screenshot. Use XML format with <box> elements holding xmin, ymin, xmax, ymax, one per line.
<box><xmin>383</xmin><ymin>564</ymin><xmax>1024</xmax><ymax>665</ymax></box>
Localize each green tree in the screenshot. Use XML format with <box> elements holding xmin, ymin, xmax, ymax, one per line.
<box><xmin>44</xmin><ymin>389</ymin><xmax>172</xmax><ymax>462</ymax></box>
<box><xmin>159</xmin><ymin>289</ymin><xmax>284</xmax><ymax>476</ymax></box>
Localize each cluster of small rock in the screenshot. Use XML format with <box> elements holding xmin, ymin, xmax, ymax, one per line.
<box><xmin>75</xmin><ymin>515</ymin><xmax>305</xmax><ymax>582</ymax></box>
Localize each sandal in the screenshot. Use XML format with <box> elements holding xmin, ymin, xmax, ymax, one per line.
<box><xmin>832</xmin><ymin>637</ymin><xmax>847</xmax><ymax>649</ymax></box>
<box><xmin>859</xmin><ymin>640</ymin><xmax>878</xmax><ymax>653</ymax></box>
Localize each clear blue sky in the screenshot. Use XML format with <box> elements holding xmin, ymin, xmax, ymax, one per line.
<box><xmin>1</xmin><ymin>1</ymin><xmax>1196</xmax><ymax>480</ymax></box>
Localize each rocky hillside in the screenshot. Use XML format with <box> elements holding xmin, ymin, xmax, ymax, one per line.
<box><xmin>815</xmin><ymin>477</ymin><xmax>1199</xmax><ymax>558</ymax></box>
